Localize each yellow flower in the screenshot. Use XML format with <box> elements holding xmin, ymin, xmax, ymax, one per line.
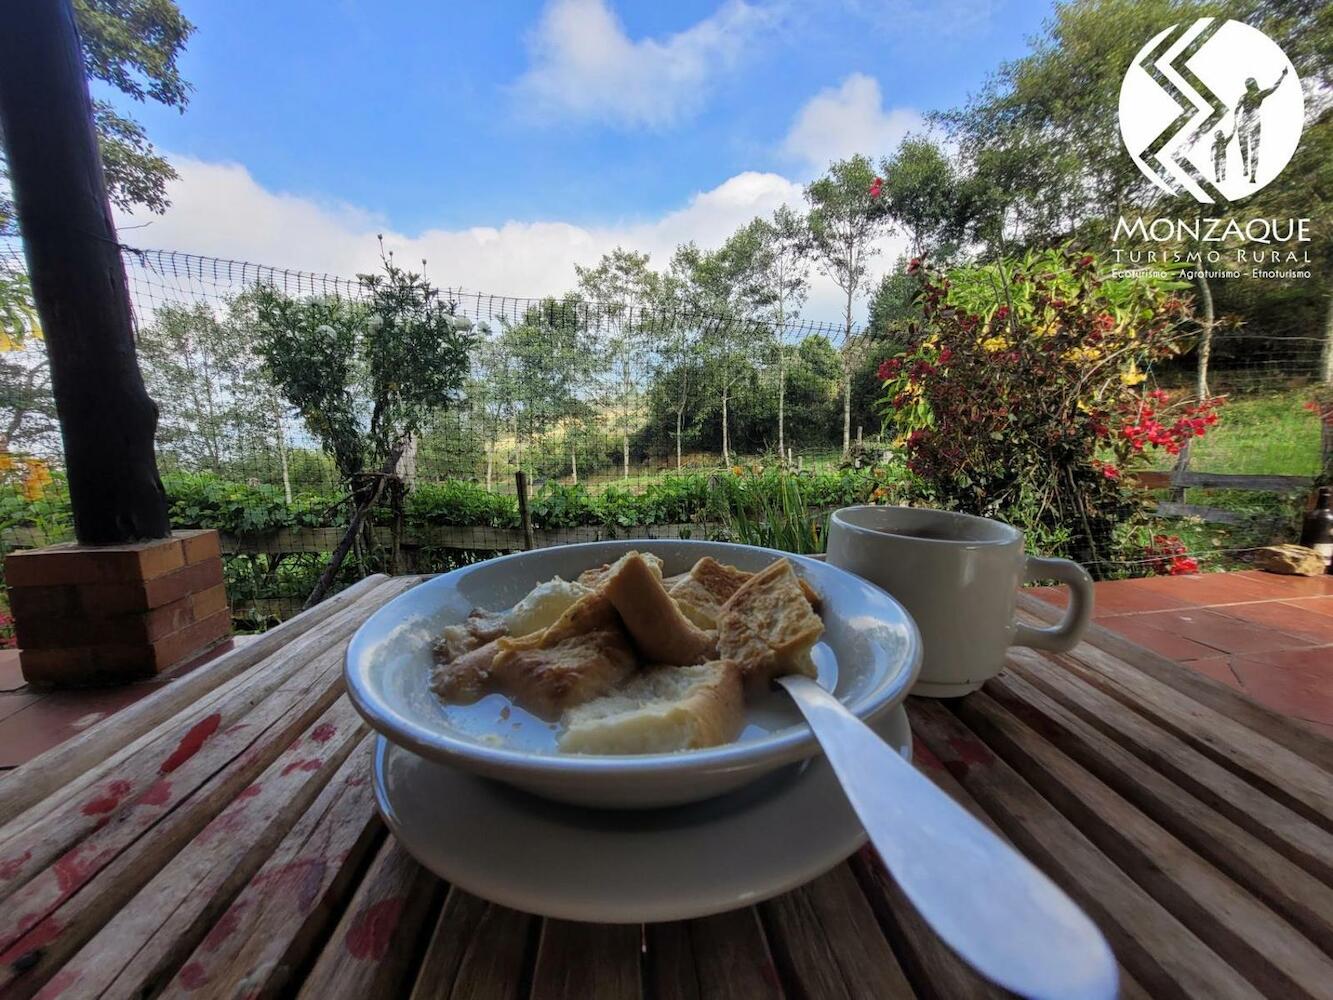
<box><xmin>21</xmin><ymin>459</ymin><xmax>51</xmax><ymax>501</ymax></box>
<box><xmin>981</xmin><ymin>336</ymin><xmax>1011</xmax><ymax>353</ymax></box>
<box><xmin>0</xmin><ymin>333</ymin><xmax>16</xmax><ymax>353</ymax></box>
<box><xmin>730</xmin><ymin>465</ymin><xmax>743</xmax><ymax>476</ymax></box>
<box><xmin>1120</xmin><ymin>366</ymin><xmax>1146</xmax><ymax>386</ymax></box>
<box><xmin>1065</xmin><ymin>346</ymin><xmax>1103</xmax><ymax>364</ymax></box>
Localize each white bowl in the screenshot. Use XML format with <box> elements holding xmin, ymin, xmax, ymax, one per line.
<box><xmin>344</xmin><ymin>540</ymin><xmax>921</xmax><ymax>808</ymax></box>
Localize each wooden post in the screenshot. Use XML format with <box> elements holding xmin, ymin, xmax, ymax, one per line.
<box><xmin>0</xmin><ymin>0</ymin><xmax>168</xmax><ymax>544</ymax></box>
<box><xmin>515</xmin><ymin>471</ymin><xmax>534</xmax><ymax>550</ymax></box>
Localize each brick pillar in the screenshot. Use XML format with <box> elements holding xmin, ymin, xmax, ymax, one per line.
<box><xmin>6</xmin><ymin>530</ymin><xmax>231</xmax><ymax>686</ymax></box>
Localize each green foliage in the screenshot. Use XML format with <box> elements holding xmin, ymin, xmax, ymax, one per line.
<box><xmin>406</xmin><ymin>480</ymin><xmax>518</xmax><ymax>529</ymax></box>
<box><xmin>162</xmin><ymin>472</ymin><xmax>340</xmax><ymax>534</ymax></box>
<box><xmin>252</xmin><ymin>247</ymin><xmax>476</xmax><ymax>482</ymax></box>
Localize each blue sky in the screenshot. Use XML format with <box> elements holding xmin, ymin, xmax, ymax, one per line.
<box><xmin>102</xmin><ymin>0</ymin><xmax>1052</xmax><ymax>316</ymax></box>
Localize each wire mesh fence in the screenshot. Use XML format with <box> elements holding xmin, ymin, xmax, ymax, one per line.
<box><xmin>0</xmin><ymin>237</ymin><xmax>1328</xmax><ymax>628</ymax></box>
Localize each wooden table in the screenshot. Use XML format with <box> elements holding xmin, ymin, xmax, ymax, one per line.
<box><xmin>0</xmin><ymin>575</ymin><xmax>1329</xmax><ymax>999</ymax></box>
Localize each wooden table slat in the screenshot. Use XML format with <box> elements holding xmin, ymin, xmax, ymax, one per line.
<box><xmin>908</xmin><ymin>699</ymin><xmax>1265</xmax><ymax>1000</ymax></box>
<box><xmin>1006</xmin><ymin>647</ymin><xmax>1333</xmax><ymax>885</ymax></box>
<box><xmin>955</xmin><ymin>689</ymin><xmax>1333</xmax><ymax>998</ymax></box>
<box><xmin>35</xmin><ymin>696</ymin><xmax>370</xmax><ymax>1000</ymax></box>
<box><xmin>298</xmin><ymin>835</ymin><xmax>446</xmax><ymax>1000</ymax></box>
<box><xmin>531</xmin><ymin>919</ymin><xmax>643</xmax><ymax>1000</ymax></box>
<box><xmin>158</xmin><ymin>735</ymin><xmax>382</xmax><ymax>997</ymax></box>
<box><xmin>759</xmin><ymin>864</ymin><xmax>916</xmax><ymax>1000</ymax></box>
<box><xmin>1016</xmin><ymin>592</ymin><xmax>1333</xmax><ymax>772</ymax></box>
<box><xmin>987</xmin><ymin>668</ymin><xmax>1333</xmax><ymax>948</ymax></box>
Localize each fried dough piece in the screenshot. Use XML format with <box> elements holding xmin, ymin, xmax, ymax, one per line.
<box><xmin>668</xmin><ymin>556</ymin><xmax>754</xmax><ymax>629</ymax></box>
<box><xmin>558</xmin><ymin>660</ymin><xmax>743</xmax><ymax>754</ymax></box>
<box><xmin>576</xmin><ymin>552</ymin><xmax>664</xmax><ymax>590</ymax></box>
<box><xmin>717</xmin><ymin>558</ymin><xmax>824</xmax><ymax>693</ymax></box>
<box><xmin>490</xmin><ymin>627</ymin><xmax>637</xmax><ymax>720</ymax></box>
<box><xmin>600</xmin><ymin>552</ymin><xmax>716</xmax><ymax>665</ymax></box>
<box><xmin>495</xmin><ymin>589</ymin><xmax>619</xmax><ymax>656</ymax></box>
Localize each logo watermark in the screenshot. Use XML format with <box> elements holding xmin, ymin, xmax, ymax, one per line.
<box><xmin>1119</xmin><ymin>18</ymin><xmax>1303</xmax><ymax>205</ymax></box>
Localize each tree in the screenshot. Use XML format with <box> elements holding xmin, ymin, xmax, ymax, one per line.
<box><xmin>575</xmin><ymin>248</ymin><xmax>662</xmax><ymax>479</ymax></box>
<box><xmin>877</xmin><ymin>137</ymin><xmax>964</xmax><ymax>259</ymax></box>
<box><xmin>136</xmin><ymin>299</ymin><xmax>274</xmax><ymax>474</ymax></box>
<box><xmin>1</xmin><ymin>0</ymin><xmax>193</xmax><ymax>228</ymax></box>
<box><xmin>805</xmin><ymin>154</ymin><xmax>892</xmax><ymax>455</ymax></box>
<box><xmin>745</xmin><ymin>206</ymin><xmax>809</xmax><ymax>458</ymax></box>
<box><xmin>252</xmin><ymin>246</ymin><xmax>475</xmax><ymax>605</ymax></box>
<box><xmin>672</xmin><ymin>230</ymin><xmax>775</xmax><ymax>466</ymax></box>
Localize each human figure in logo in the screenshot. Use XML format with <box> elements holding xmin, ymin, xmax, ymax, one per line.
<box><xmin>1210</xmin><ymin>121</ymin><xmax>1236</xmax><ymax>182</ymax></box>
<box><xmin>1234</xmin><ymin>65</ymin><xmax>1289</xmax><ymax>183</ymax></box>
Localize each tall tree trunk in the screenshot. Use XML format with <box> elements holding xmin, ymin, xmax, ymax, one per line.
<box><xmin>622</xmin><ymin>431</ymin><xmax>629</xmax><ymax>480</ymax></box>
<box><xmin>273</xmin><ymin>399</ymin><xmax>292</xmax><ymax>504</ymax></box>
<box><xmin>721</xmin><ymin>386</ymin><xmax>731</xmax><ymax>467</ymax></box>
<box><xmin>1195</xmin><ymin>271</ymin><xmax>1214</xmax><ymax>398</ymax></box>
<box><xmin>485</xmin><ymin>437</ymin><xmax>495</xmax><ymax>491</ymax></box>
<box><xmin>304</xmin><ymin>444</ymin><xmax>403</xmax><ymax>609</ymax></box>
<box><xmin>396</xmin><ymin>433</ymin><xmax>419</xmax><ymax>487</ymax></box>
<box><xmin>0</xmin><ymin>0</ymin><xmax>169</xmax><ymax>544</ymax></box>
<box><xmin>571</xmin><ymin>446</ymin><xmax>578</xmax><ymax>484</ymax></box>
<box><xmin>778</xmin><ymin>346</ymin><xmax>786</xmax><ymax>459</ymax></box>
<box><xmin>676</xmin><ymin>407</ymin><xmax>684</xmax><ymax>469</ymax></box>
<box><xmin>842</xmin><ymin>289</ymin><xmax>854</xmax><ymax>456</ymax></box>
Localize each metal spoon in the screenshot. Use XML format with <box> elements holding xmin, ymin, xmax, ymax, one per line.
<box><xmin>778</xmin><ymin>674</ymin><xmax>1119</xmax><ymax>1000</ymax></box>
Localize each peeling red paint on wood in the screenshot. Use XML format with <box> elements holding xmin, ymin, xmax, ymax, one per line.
<box><xmin>139</xmin><ymin>779</ymin><xmax>172</xmax><ymax>807</ymax></box>
<box><xmin>311</xmin><ymin>723</ymin><xmax>337</xmax><ymax>743</ymax></box>
<box><xmin>80</xmin><ymin>779</ymin><xmax>131</xmax><ymax>816</ymax></box>
<box><xmin>238</xmin><ymin>783</ymin><xmax>263</xmax><ymax>799</ymax></box>
<box><xmin>945</xmin><ymin>734</ymin><xmax>993</xmax><ymax>769</ymax></box>
<box><xmin>178</xmin><ymin>960</ymin><xmax>208</xmax><ymax>989</ymax></box>
<box><xmin>280</xmin><ymin>759</ymin><xmax>321</xmax><ymax>777</ymax></box>
<box><xmin>160</xmin><ymin>713</ymin><xmax>222</xmax><ymax>774</ymax></box>
<box><xmin>1</xmin><ymin>914</ymin><xmax>61</xmax><ymax>964</ymax></box>
<box><xmin>201</xmin><ymin>907</ymin><xmax>241</xmax><ymax>952</ymax></box>
<box><xmin>0</xmin><ymin>851</ymin><xmax>32</xmax><ymax>881</ymax></box>
<box><xmin>344</xmin><ymin>897</ymin><xmax>404</xmax><ymax>961</ymax></box>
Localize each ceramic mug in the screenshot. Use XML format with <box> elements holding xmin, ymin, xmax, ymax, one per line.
<box><xmin>826</xmin><ymin>506</ymin><xmax>1093</xmax><ymax>697</ymax></box>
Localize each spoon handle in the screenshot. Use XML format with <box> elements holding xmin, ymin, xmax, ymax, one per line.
<box><xmin>778</xmin><ymin>675</ymin><xmax>1118</xmax><ymax>1000</ymax></box>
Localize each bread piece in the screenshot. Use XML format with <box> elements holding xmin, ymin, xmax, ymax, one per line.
<box><xmin>600</xmin><ymin>552</ymin><xmax>716</xmax><ymax>664</ymax></box>
<box><xmin>576</xmin><ymin>552</ymin><xmax>664</xmax><ymax>590</ymax></box>
<box><xmin>717</xmin><ymin>559</ymin><xmax>824</xmax><ymax>693</ymax></box>
<box><xmin>490</xmin><ymin>626</ymin><xmax>637</xmax><ymax>719</ymax></box>
<box><xmin>558</xmin><ymin>660</ymin><xmax>744</xmax><ymax>754</ymax></box>
<box><xmin>668</xmin><ymin>556</ymin><xmax>754</xmax><ymax>629</ymax></box>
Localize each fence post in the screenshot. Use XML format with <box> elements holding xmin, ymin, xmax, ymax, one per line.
<box><xmin>1170</xmin><ymin>441</ymin><xmax>1191</xmax><ymax>503</ymax></box>
<box><xmin>515</xmin><ymin>471</ymin><xmax>534</xmax><ymax>550</ymax></box>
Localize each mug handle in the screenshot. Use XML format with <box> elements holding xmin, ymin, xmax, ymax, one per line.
<box><xmin>1012</xmin><ymin>556</ymin><xmax>1093</xmax><ymax>652</ymax></box>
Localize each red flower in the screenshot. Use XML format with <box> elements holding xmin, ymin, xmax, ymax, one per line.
<box><xmin>906</xmin><ymin>257</ymin><xmax>922</xmax><ymax>274</ymax></box>
<box><xmin>994</xmin><ymin>305</ymin><xmax>1010</xmax><ymax>322</ymax></box>
<box><xmin>869</xmin><ymin>177</ymin><xmax>884</xmax><ymax>199</ymax></box>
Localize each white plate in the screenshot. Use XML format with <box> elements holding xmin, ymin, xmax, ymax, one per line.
<box><xmin>373</xmin><ymin>703</ymin><xmax>911</xmax><ymax>923</ymax></box>
<box><xmin>346</xmin><ymin>539</ymin><xmax>921</xmax><ymax>808</ymax></box>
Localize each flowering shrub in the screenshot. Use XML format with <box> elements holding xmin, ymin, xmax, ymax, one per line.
<box><xmin>877</xmin><ymin>248</ymin><xmax>1220</xmax><ymax>573</ymax></box>
<box><xmin>1142</xmin><ymin>534</ymin><xmax>1199</xmax><ymax>576</ymax></box>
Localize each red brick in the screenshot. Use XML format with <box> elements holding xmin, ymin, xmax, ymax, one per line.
<box><xmin>147</xmin><ymin>609</ymin><xmax>231</xmax><ymax>672</ymax></box>
<box><xmin>5</xmin><ymin>536</ymin><xmax>185</xmax><ymax>588</ymax></box>
<box><xmin>178</xmin><ymin>529</ymin><xmax>221</xmax><ymax>565</ymax></box>
<box><xmin>190</xmin><ymin>583</ymin><xmax>229</xmax><ymax>621</ymax></box>
<box><xmin>13</xmin><ymin>591</ymin><xmax>199</xmax><ymax>649</ymax></box>
<box><xmin>17</xmin><ymin>559</ymin><xmax>225</xmax><ymax>617</ymax></box>
<box><xmin>19</xmin><ymin>609</ymin><xmax>232</xmax><ymax>687</ymax></box>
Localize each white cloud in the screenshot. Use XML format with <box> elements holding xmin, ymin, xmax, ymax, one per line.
<box><xmin>114</xmin><ymin>155</ymin><xmax>908</xmax><ymax>327</ymax></box>
<box><xmin>511</xmin><ymin>0</ymin><xmax>775</xmax><ymax>128</ymax></box>
<box><xmin>781</xmin><ymin>72</ymin><xmax>923</xmax><ymax>172</ymax></box>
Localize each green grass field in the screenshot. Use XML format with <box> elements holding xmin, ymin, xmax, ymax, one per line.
<box><xmin>1149</xmin><ymin>386</ymin><xmax>1323</xmax><ymax>478</ymax></box>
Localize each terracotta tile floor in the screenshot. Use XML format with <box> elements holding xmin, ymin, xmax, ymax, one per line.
<box><xmin>0</xmin><ymin>570</ymin><xmax>1328</xmax><ymax>776</ymax></box>
<box><xmin>1030</xmin><ymin>569</ymin><xmax>1333</xmax><ymax>737</ymax></box>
